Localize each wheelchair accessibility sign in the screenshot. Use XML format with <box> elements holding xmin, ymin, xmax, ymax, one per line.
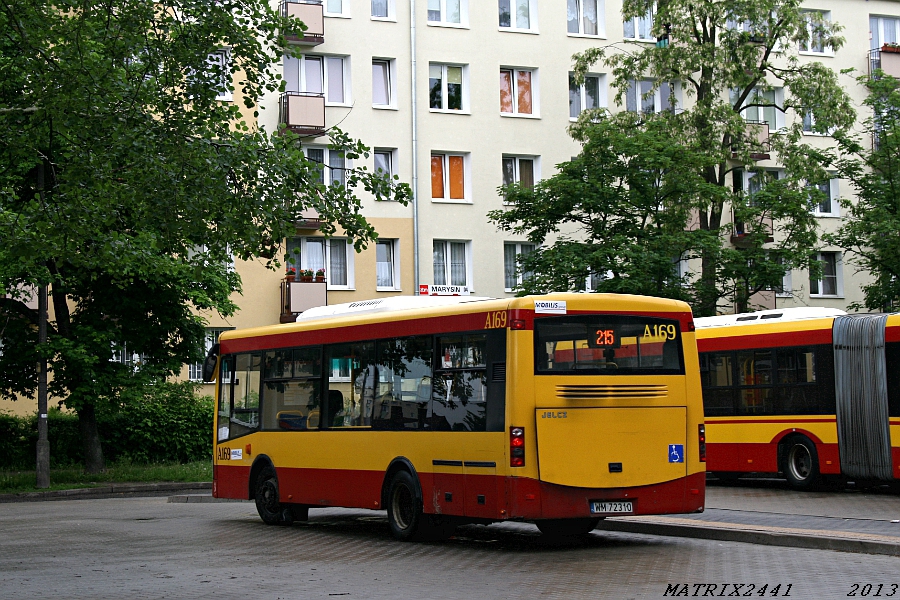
<box><xmin>668</xmin><ymin>444</ymin><xmax>684</xmax><ymax>463</ymax></box>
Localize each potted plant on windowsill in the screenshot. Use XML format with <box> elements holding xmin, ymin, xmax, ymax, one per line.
<box><xmin>285</xmin><ymin>267</ymin><xmax>296</xmax><ymax>282</ymax></box>
<box><xmin>882</xmin><ymin>43</ymin><xmax>900</xmax><ymax>53</ymax></box>
<box><xmin>315</xmin><ymin>268</ymin><xmax>326</xmax><ymax>283</ymax></box>
<box><xmin>300</xmin><ymin>269</ymin><xmax>314</xmax><ymax>282</ymax></box>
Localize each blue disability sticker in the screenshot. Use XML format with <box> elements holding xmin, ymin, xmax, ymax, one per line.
<box><xmin>668</xmin><ymin>444</ymin><xmax>684</xmax><ymax>463</ymax></box>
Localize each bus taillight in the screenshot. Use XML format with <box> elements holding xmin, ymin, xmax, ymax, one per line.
<box><xmin>698</xmin><ymin>424</ymin><xmax>706</xmax><ymax>462</ymax></box>
<box><xmin>510</xmin><ymin>426</ymin><xmax>525</xmax><ymax>467</ymax></box>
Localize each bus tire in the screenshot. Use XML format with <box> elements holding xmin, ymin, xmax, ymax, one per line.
<box><xmin>254</xmin><ymin>465</ymin><xmax>290</xmax><ymax>526</ymax></box>
<box><xmin>782</xmin><ymin>436</ymin><xmax>820</xmax><ymax>490</ymax></box>
<box><xmin>387</xmin><ymin>470</ymin><xmax>425</xmax><ymax>541</ymax></box>
<box><xmin>536</xmin><ymin>517</ymin><xmax>601</xmax><ymax>537</ymax></box>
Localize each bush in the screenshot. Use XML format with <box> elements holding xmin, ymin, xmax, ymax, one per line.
<box><xmin>0</xmin><ymin>382</ymin><xmax>214</xmax><ymax>470</ymax></box>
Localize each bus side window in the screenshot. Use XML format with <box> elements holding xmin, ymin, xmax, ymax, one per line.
<box><xmin>217</xmin><ymin>355</ymin><xmax>234</xmax><ymax>442</ymax></box>
<box><xmin>888</xmin><ymin>342</ymin><xmax>900</xmax><ymax>418</ymax></box>
<box><xmin>229</xmin><ymin>353</ymin><xmax>261</xmax><ymax>438</ymax></box>
<box><xmin>261</xmin><ymin>347</ymin><xmax>322</xmax><ymax>431</ymax></box>
<box><xmin>373</xmin><ymin>336</ymin><xmax>433</xmax><ymax>431</ymax></box>
<box><xmin>327</xmin><ymin>342</ymin><xmax>376</xmax><ymax>428</ymax></box>
<box><xmin>432</xmin><ymin>333</ymin><xmax>488</xmax><ymax>432</ymax></box>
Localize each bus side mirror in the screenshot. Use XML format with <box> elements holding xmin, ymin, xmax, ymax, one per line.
<box><xmin>202</xmin><ymin>343</ymin><xmax>220</xmax><ymax>383</ymax></box>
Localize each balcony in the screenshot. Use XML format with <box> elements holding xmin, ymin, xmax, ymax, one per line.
<box><xmin>280</xmin><ymin>278</ymin><xmax>327</xmax><ymax>323</ymax></box>
<box><xmin>282</xmin><ymin>0</ymin><xmax>324</xmax><ymax>45</ymax></box>
<box><xmin>280</xmin><ymin>92</ymin><xmax>326</xmax><ymax>136</ymax></box>
<box><xmin>731</xmin><ymin>208</ymin><xmax>774</xmax><ymax>247</ymax></box>
<box><xmin>732</xmin><ymin>121</ymin><xmax>770</xmax><ymax>161</ymax></box>
<box><xmin>869</xmin><ymin>46</ymin><xmax>900</xmax><ymax>78</ymax></box>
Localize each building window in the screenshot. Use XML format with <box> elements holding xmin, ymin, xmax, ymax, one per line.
<box><xmin>288</xmin><ymin>237</ymin><xmax>354</xmax><ymax>289</ymax></box>
<box><xmin>569</xmin><ymin>72</ymin><xmax>604</xmax><ymax>118</ymax></box>
<box><xmin>499</xmin><ymin>0</ymin><xmax>534</xmax><ymax>31</ymax></box>
<box><xmin>325</xmin><ymin>0</ymin><xmax>347</xmax><ymax>16</ymax></box>
<box><xmin>501</xmin><ymin>155</ymin><xmax>537</xmax><ymax>195</ymax></box>
<box><xmin>733</xmin><ymin>87</ymin><xmax>784</xmax><ymax>130</ymax></box>
<box><xmin>110</xmin><ymin>343</ymin><xmax>146</xmax><ymax>372</ymax></box>
<box><xmin>870</xmin><ymin>15</ymin><xmax>900</xmax><ymax>50</ymax></box>
<box><xmin>431</xmin><ymin>153</ymin><xmax>467</xmax><ymax>201</ymax></box>
<box><xmin>504</xmin><ymin>242</ymin><xmax>535</xmax><ymax>291</ymax></box>
<box><xmin>800</xmin><ymin>11</ymin><xmax>831</xmax><ymax>54</ymax></box>
<box><xmin>500</xmin><ymin>68</ymin><xmax>535</xmax><ymax>115</ymax></box>
<box><xmin>376</xmin><ymin>240</ymin><xmax>400</xmax><ymax>289</ymax></box>
<box><xmin>284</xmin><ymin>54</ymin><xmax>349</xmax><ymax>105</ymax></box>
<box><xmin>433</xmin><ymin>240</ymin><xmax>469</xmax><ymax>286</ymax></box>
<box><xmin>810</xmin><ymin>179</ymin><xmax>839</xmax><ymax>217</ymax></box>
<box><xmin>626</xmin><ymin>80</ymin><xmax>676</xmax><ymax>114</ymax></box>
<box><xmin>567</xmin><ymin>0</ymin><xmax>600</xmax><ymax>36</ymax></box>
<box><xmin>372</xmin><ymin>59</ymin><xmax>393</xmax><ymax>107</ymax></box>
<box><xmin>809</xmin><ymin>252</ymin><xmax>841</xmax><ymax>297</ymax></box>
<box><xmin>374</xmin><ymin>148</ymin><xmax>395</xmax><ymax>177</ymax></box>
<box><xmin>207</xmin><ymin>48</ymin><xmax>232</xmax><ymax>101</ymax></box>
<box><xmin>623</xmin><ymin>8</ymin><xmax>654</xmax><ymax>40</ymax></box>
<box><xmin>189</xmin><ymin>328</ymin><xmax>233</xmax><ymax>381</ymax></box>
<box><xmin>372</xmin><ymin>0</ymin><xmax>392</xmax><ymax>19</ymax></box>
<box><xmin>429</xmin><ymin>63</ymin><xmax>466</xmax><ymax>111</ymax></box>
<box><xmin>305</xmin><ymin>147</ymin><xmax>346</xmax><ymax>187</ymax></box>
<box><xmin>428</xmin><ymin>0</ymin><xmax>466</xmax><ymax>26</ymax></box>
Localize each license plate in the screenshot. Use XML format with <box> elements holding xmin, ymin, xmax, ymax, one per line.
<box><xmin>590</xmin><ymin>501</ymin><xmax>633</xmax><ymax>514</ymax></box>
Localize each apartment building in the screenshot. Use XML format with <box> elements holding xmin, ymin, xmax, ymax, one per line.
<box><xmin>177</xmin><ymin>0</ymin><xmax>899</xmax><ymax>394</ymax></box>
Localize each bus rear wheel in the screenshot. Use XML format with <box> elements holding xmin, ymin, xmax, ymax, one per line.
<box><xmin>536</xmin><ymin>517</ymin><xmax>601</xmax><ymax>537</ymax></box>
<box><xmin>387</xmin><ymin>470</ymin><xmax>424</xmax><ymax>541</ymax></box>
<box><xmin>254</xmin><ymin>465</ymin><xmax>293</xmax><ymax>526</ymax></box>
<box><xmin>783</xmin><ymin>437</ymin><xmax>821</xmax><ymax>490</ymax></box>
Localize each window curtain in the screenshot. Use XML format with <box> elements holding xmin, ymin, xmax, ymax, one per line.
<box><xmin>433</xmin><ymin>241</ymin><xmax>447</xmax><ymax>285</ymax></box>
<box><xmin>450</xmin><ymin>242</ymin><xmax>466</xmax><ymax>285</ymax></box>
<box><xmin>329</xmin><ymin>239</ymin><xmax>347</xmax><ymax>285</ymax></box>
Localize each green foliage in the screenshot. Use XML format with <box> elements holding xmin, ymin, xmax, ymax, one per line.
<box><xmin>0</xmin><ymin>461</ymin><xmax>212</xmax><ymax>494</ymax></box>
<box><xmin>568</xmin><ymin>0</ymin><xmax>855</xmax><ymax>315</ymax></box>
<box><xmin>0</xmin><ymin>382</ymin><xmax>213</xmax><ymax>470</ymax></box>
<box><xmin>490</xmin><ymin>114</ymin><xmax>720</xmax><ymax>300</ymax></box>
<box><xmin>0</xmin><ymin>0</ymin><xmax>410</xmax><ymax>470</ymax></box>
<box><xmin>826</xmin><ymin>74</ymin><xmax>900</xmax><ymax>311</ymax></box>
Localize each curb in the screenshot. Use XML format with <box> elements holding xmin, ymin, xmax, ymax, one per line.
<box><xmin>0</xmin><ymin>482</ymin><xmax>212</xmax><ymax>503</ymax></box>
<box><xmin>600</xmin><ymin>518</ymin><xmax>900</xmax><ymax>557</ymax></box>
<box><xmin>167</xmin><ymin>493</ymin><xmax>246</xmax><ymax>504</ymax></box>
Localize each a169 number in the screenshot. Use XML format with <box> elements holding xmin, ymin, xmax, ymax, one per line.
<box><xmin>645</xmin><ymin>323</ymin><xmax>677</xmax><ymax>340</ymax></box>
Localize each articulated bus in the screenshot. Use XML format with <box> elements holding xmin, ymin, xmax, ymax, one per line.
<box><xmin>207</xmin><ymin>293</ymin><xmax>706</xmax><ymax>540</ymax></box>
<box><xmin>696</xmin><ymin>308</ymin><xmax>900</xmax><ymax>489</ymax></box>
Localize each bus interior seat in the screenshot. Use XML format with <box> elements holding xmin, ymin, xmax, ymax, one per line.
<box><xmin>306</xmin><ymin>409</ymin><xmax>320</xmax><ymax>429</ymax></box>
<box><xmin>415</xmin><ymin>376</ymin><xmax>432</xmax><ymax>403</ymax></box>
<box><xmin>276</xmin><ymin>411</ymin><xmax>307</xmax><ymax>430</ymax></box>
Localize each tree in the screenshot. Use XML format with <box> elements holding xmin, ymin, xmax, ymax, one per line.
<box><xmin>489</xmin><ymin>113</ymin><xmax>720</xmax><ymax>300</ymax></box>
<box><xmin>0</xmin><ymin>0</ymin><xmax>410</xmax><ymax>472</ymax></box>
<box><xmin>826</xmin><ymin>73</ymin><xmax>900</xmax><ymax>311</ymax></box>
<box><xmin>562</xmin><ymin>0</ymin><xmax>856</xmax><ymax>315</ymax></box>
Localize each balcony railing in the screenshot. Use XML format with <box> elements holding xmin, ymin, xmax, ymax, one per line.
<box><xmin>280</xmin><ymin>279</ymin><xmax>326</xmax><ymax>323</ymax></box>
<box><xmin>282</xmin><ymin>0</ymin><xmax>324</xmax><ymax>45</ymax></box>
<box><xmin>869</xmin><ymin>47</ymin><xmax>900</xmax><ymax>78</ymax></box>
<box><xmin>731</xmin><ymin>121</ymin><xmax>770</xmax><ymax>161</ymax></box>
<box><xmin>279</xmin><ymin>91</ymin><xmax>326</xmax><ymax>136</ymax></box>
<box><xmin>731</xmin><ymin>207</ymin><xmax>774</xmax><ymax>247</ymax></box>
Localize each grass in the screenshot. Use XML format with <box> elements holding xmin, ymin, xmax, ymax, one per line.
<box><xmin>0</xmin><ymin>460</ymin><xmax>212</xmax><ymax>494</ymax></box>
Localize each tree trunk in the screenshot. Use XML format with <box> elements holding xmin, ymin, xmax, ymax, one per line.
<box><xmin>78</xmin><ymin>402</ymin><xmax>105</xmax><ymax>474</ymax></box>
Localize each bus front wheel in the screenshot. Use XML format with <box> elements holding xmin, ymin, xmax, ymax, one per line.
<box><xmin>536</xmin><ymin>517</ymin><xmax>602</xmax><ymax>537</ymax></box>
<box><xmin>254</xmin><ymin>465</ymin><xmax>293</xmax><ymax>526</ymax></box>
<box><xmin>783</xmin><ymin>437</ymin><xmax>821</xmax><ymax>490</ymax></box>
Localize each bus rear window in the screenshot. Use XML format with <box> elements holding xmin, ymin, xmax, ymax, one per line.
<box><xmin>534</xmin><ymin>315</ymin><xmax>684</xmax><ymax>375</ymax></box>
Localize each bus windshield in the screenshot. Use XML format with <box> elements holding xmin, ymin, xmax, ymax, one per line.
<box><xmin>534</xmin><ymin>315</ymin><xmax>684</xmax><ymax>375</ymax></box>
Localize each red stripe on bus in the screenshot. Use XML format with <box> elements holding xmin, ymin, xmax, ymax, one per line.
<box><xmin>698</xmin><ymin>329</ymin><xmax>833</xmax><ymax>352</ymax></box>
<box><xmin>220</xmin><ymin>312</ymin><xmax>493</xmax><ymax>353</ymax></box>
<box><xmin>707</xmin><ymin>441</ymin><xmax>841</xmax><ymax>475</ymax></box>
<box><xmin>705</xmin><ymin>418</ymin><xmax>836</xmax><ymax>425</ymax></box>
<box><xmin>221</xmin><ymin>309</ymin><xmax>694</xmax><ymax>353</ymax></box>
<box><xmin>888</xmin><ymin>326</ymin><xmax>900</xmax><ymax>343</ymax></box>
<box><xmin>213</xmin><ymin>463</ymin><xmax>706</xmax><ymax>519</ymax></box>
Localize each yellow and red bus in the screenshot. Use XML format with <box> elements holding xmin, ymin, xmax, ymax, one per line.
<box><xmin>696</xmin><ymin>308</ymin><xmax>900</xmax><ymax>489</ymax></box>
<box><xmin>207</xmin><ymin>293</ymin><xmax>706</xmax><ymax>540</ymax></box>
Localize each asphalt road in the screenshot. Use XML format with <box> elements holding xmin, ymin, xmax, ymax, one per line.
<box><xmin>1</xmin><ymin>487</ymin><xmax>899</xmax><ymax>600</ymax></box>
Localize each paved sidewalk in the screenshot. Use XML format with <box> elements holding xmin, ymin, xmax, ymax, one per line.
<box><xmin>602</xmin><ymin>480</ymin><xmax>900</xmax><ymax>556</ymax></box>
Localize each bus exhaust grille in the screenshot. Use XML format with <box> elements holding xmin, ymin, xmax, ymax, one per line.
<box><xmin>492</xmin><ymin>362</ymin><xmax>506</xmax><ymax>382</ymax></box>
<box><xmin>556</xmin><ymin>384</ymin><xmax>668</xmax><ymax>399</ymax></box>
